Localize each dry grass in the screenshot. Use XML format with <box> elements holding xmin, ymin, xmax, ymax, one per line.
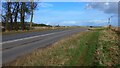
<box><xmin>88</xmin><ymin>27</ymin><xmax>104</xmax><ymax>30</ymax></box>
<box><xmin>2</xmin><ymin>27</ymin><xmax>74</xmax><ymax>35</ymax></box>
<box><xmin>94</xmin><ymin>29</ymin><xmax>120</xmax><ymax>66</ymax></box>
<box><xmin>111</xmin><ymin>27</ymin><xmax>120</xmax><ymax>32</ymax></box>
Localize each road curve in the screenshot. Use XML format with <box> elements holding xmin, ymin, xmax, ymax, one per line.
<box><xmin>2</xmin><ymin>28</ymin><xmax>88</xmax><ymax>64</ymax></box>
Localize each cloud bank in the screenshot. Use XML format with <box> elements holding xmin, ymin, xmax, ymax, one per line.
<box><xmin>86</xmin><ymin>2</ymin><xmax>118</xmax><ymax>15</ymax></box>
<box><xmin>45</xmin><ymin>20</ymin><xmax>108</xmax><ymax>26</ymax></box>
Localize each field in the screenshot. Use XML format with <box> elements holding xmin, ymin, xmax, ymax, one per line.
<box><xmin>5</xmin><ymin>28</ymin><xmax>119</xmax><ymax>66</ymax></box>
<box><xmin>2</xmin><ymin>26</ymin><xmax>75</xmax><ymax>35</ymax></box>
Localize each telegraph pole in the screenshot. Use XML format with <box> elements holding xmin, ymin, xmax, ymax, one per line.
<box><xmin>108</xmin><ymin>16</ymin><xmax>113</xmax><ymax>29</ymax></box>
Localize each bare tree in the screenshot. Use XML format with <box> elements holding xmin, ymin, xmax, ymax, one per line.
<box><xmin>20</xmin><ymin>2</ymin><xmax>25</xmax><ymax>30</ymax></box>
<box><xmin>30</xmin><ymin>2</ymin><xmax>37</xmax><ymax>28</ymax></box>
<box><xmin>2</xmin><ymin>2</ymin><xmax>38</xmax><ymax>31</ymax></box>
<box><xmin>14</xmin><ymin>2</ymin><xmax>19</xmax><ymax>31</ymax></box>
<box><xmin>6</xmin><ymin>2</ymin><xmax>11</xmax><ymax>31</ymax></box>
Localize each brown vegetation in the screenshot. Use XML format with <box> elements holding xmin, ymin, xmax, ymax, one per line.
<box><xmin>94</xmin><ymin>29</ymin><xmax>120</xmax><ymax>66</ymax></box>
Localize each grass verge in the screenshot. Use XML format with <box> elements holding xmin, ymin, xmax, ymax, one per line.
<box><xmin>94</xmin><ymin>29</ymin><xmax>120</xmax><ymax>66</ymax></box>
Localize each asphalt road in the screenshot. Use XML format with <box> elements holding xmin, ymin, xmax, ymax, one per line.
<box><xmin>2</xmin><ymin>28</ymin><xmax>88</xmax><ymax>64</ymax></box>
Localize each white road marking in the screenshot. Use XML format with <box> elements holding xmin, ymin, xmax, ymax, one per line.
<box><xmin>0</xmin><ymin>30</ymin><xmax>70</xmax><ymax>45</ymax></box>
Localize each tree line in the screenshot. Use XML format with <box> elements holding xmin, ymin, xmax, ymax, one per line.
<box><xmin>32</xmin><ymin>23</ymin><xmax>52</xmax><ymax>27</ymax></box>
<box><xmin>1</xmin><ymin>2</ymin><xmax>37</xmax><ymax>31</ymax></box>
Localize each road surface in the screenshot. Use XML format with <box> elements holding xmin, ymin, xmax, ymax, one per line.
<box><xmin>2</xmin><ymin>28</ymin><xmax>87</xmax><ymax>64</ymax></box>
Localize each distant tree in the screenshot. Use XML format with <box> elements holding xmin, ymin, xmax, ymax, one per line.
<box><xmin>33</xmin><ymin>23</ymin><xmax>52</xmax><ymax>27</ymax></box>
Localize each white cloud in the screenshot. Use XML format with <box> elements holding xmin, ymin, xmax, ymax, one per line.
<box><xmin>45</xmin><ymin>20</ymin><xmax>109</xmax><ymax>26</ymax></box>
<box><xmin>60</xmin><ymin>21</ymin><xmax>77</xmax><ymax>25</ymax></box>
<box><xmin>89</xmin><ymin>20</ymin><xmax>108</xmax><ymax>23</ymax></box>
<box><xmin>39</xmin><ymin>3</ymin><xmax>53</xmax><ymax>8</ymax></box>
<box><xmin>105</xmin><ymin>2</ymin><xmax>109</xmax><ymax>5</ymax></box>
<box><xmin>85</xmin><ymin>3</ymin><xmax>92</xmax><ymax>9</ymax></box>
<box><xmin>46</xmin><ymin>21</ymin><xmax>78</xmax><ymax>26</ymax></box>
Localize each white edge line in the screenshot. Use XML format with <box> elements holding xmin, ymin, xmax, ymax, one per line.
<box><xmin>0</xmin><ymin>31</ymin><xmax>67</xmax><ymax>45</ymax></box>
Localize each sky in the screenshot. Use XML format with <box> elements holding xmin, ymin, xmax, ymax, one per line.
<box><xmin>32</xmin><ymin>2</ymin><xmax>118</xmax><ymax>26</ymax></box>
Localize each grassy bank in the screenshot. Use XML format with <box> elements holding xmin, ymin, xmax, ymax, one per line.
<box><xmin>5</xmin><ymin>28</ymin><xmax>119</xmax><ymax>66</ymax></box>
<box><xmin>94</xmin><ymin>29</ymin><xmax>120</xmax><ymax>66</ymax></box>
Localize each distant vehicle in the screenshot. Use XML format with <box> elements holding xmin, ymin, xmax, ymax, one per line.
<box><xmin>90</xmin><ymin>26</ymin><xmax>93</xmax><ymax>28</ymax></box>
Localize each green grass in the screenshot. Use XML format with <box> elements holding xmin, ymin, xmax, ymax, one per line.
<box><xmin>68</xmin><ymin>30</ymin><xmax>100</xmax><ymax>66</ymax></box>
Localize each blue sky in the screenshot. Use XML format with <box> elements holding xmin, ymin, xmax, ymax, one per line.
<box><xmin>32</xmin><ymin>2</ymin><xmax>118</xmax><ymax>26</ymax></box>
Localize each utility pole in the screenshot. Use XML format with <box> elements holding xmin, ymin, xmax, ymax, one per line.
<box><xmin>108</xmin><ymin>16</ymin><xmax>113</xmax><ymax>29</ymax></box>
